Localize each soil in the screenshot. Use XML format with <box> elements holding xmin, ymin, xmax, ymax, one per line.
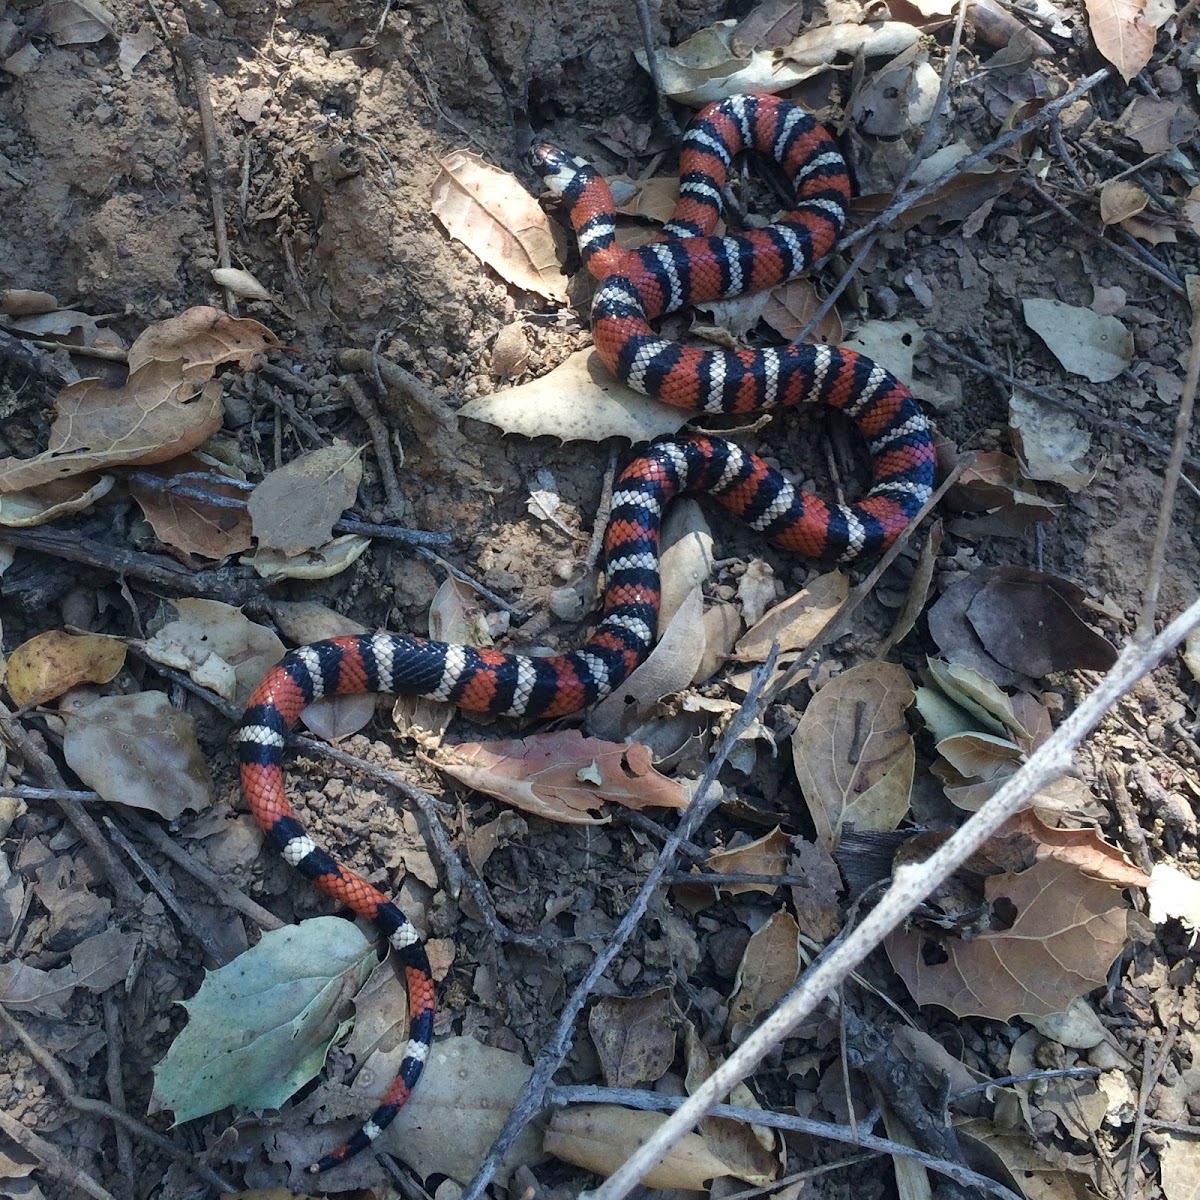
<box><xmin>0</xmin><ymin>0</ymin><xmax>1198</xmax><ymax>1198</ymax></box>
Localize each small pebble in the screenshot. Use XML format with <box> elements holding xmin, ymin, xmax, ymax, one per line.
<box><xmin>1152</xmin><ymin>65</ymin><xmax>1182</xmax><ymax>93</ymax></box>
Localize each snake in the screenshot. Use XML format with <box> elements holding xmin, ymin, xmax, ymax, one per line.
<box><xmin>237</xmin><ymin>92</ymin><xmax>935</xmax><ymax>1172</ymax></box>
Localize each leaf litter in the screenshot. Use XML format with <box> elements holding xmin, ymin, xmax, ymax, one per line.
<box><xmin>1</xmin><ymin>4</ymin><xmax>1197</xmax><ymax>1198</ymax></box>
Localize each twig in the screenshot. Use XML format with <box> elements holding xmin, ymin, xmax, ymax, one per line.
<box><xmin>924</xmin><ymin>333</ymin><xmax>1200</xmax><ymax>471</ymax></box>
<box><xmin>121</xmin><ymin>810</ymin><xmax>285</xmax><ymax>931</ymax></box>
<box><xmin>176</xmin><ymin>34</ymin><xmax>235</xmax><ymax>314</ymax></box>
<box><xmin>0</xmin><ymin>1106</ymin><xmax>117</xmax><ymax>1200</ymax></box>
<box><xmin>582</xmin><ymin>595</ymin><xmax>1200</xmax><ymax>1199</ymax></box>
<box><xmin>458</xmin><ymin>648</ymin><xmax>781</xmax><ymax>1200</ymax></box>
<box><xmin>415</xmin><ymin>547</ymin><xmax>528</xmax><ymax>621</ymax></box>
<box><xmin>0</xmin><ymin>327</ymin><xmax>79</xmax><ymax>384</ymax></box>
<box><xmin>1125</xmin><ymin>1024</ymin><xmax>1179</xmax><ymax>1200</ymax></box>
<box><xmin>0</xmin><ymin>1003</ymin><xmax>238</xmax><ymax>1193</ymax></box>
<box><xmin>0</xmin><ymin>525</ymin><xmax>264</xmax><ymax>603</ymax></box>
<box><xmin>344</xmin><ymin>375</ymin><xmax>406</xmax><ymax>516</ymax></box>
<box><xmin>102</xmin><ymin>816</ymin><xmax>232</xmax><ymax>964</ymax></box>
<box><xmin>633</xmin><ymin>0</ymin><xmax>680</xmax><ymax>138</ymax></box>
<box><xmin>1026</xmin><ymin>180</ymin><xmax>1186</xmax><ymax>298</ymax></box>
<box><xmin>546</xmin><ymin>1086</ymin><xmax>1023</xmax><ymax>1200</ymax></box>
<box><xmin>839</xmin><ymin>69</ymin><xmax>1111</xmax><ymax>256</ymax></box>
<box><xmin>583</xmin><ymin>446</ymin><xmax>619</xmax><ymax>574</ymax></box>
<box><xmin>798</xmin><ymin>0</ymin><xmax>969</xmax><ymax>342</ymax></box>
<box><xmin>102</xmin><ymin>992</ymin><xmax>136</xmax><ymax>1180</ymax></box>
<box><xmin>1102</xmin><ymin>762</ymin><xmax>1156</xmax><ymax>879</ymax></box>
<box><xmin>0</xmin><ymin>785</ymin><xmax>101</xmax><ymax>803</ymax></box>
<box><xmin>950</xmin><ymin>1067</ymin><xmax>1101</xmax><ymax>1100</ymax></box>
<box><xmin>1135</xmin><ymin>288</ymin><xmax>1199</xmax><ymax>639</ymax></box>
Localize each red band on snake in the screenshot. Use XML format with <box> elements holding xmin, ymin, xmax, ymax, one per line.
<box><xmin>238</xmin><ymin>93</ymin><xmax>935</xmax><ymax>1172</ymax></box>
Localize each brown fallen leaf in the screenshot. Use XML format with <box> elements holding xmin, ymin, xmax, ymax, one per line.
<box><xmin>588</xmin><ymin>988</ymin><xmax>676</xmax><ymax>1088</ymax></box>
<box><xmin>1083</xmin><ymin>0</ymin><xmax>1154</xmax><ymax>81</ymax></box>
<box><xmin>884</xmin><ymin>857</ymin><xmax>1132</xmax><ymax>1018</ymax></box>
<box><xmin>1023</xmin><ymin>298</ymin><xmax>1133</xmax><ymax>384</ymax></box>
<box><xmin>760</xmin><ymin>277</ymin><xmax>843</xmax><ymax>344</ymax></box>
<box><xmin>588</xmin><ymin>585</ymin><xmax>705</xmax><ymax>742</ymax></box>
<box><xmin>789</xmin><ymin>838</ymin><xmax>843</xmax><ymax>943</ymax></box>
<box><xmin>683</xmin><ymin>1023</ymin><xmax>781</xmax><ymax>1180</ymax></box>
<box><xmin>727</xmin><ymin>909</ymin><xmax>801</xmax><ymax>1037</ymax></box>
<box><xmin>126</xmin><ymin>305</ymin><xmax>283</xmax><ymax>376</ymax></box>
<box><xmin>734</xmin><ymin>570</ymin><xmax>847</xmax><ymax>663</ymax></box>
<box><xmin>703</xmin><ymin>826</ymin><xmax>792</xmax><ymax>897</ymax></box>
<box><xmin>1098</xmin><ymin>179</ymin><xmax>1148</xmax><ymax>226</ymax></box>
<box><xmin>549</xmin><ymin>1103</ymin><xmax>770</xmax><ymax>1189</ymax></box>
<box><xmin>46</xmin><ymin>0</ymin><xmax>114</xmax><ymax>45</ymax></box>
<box><xmin>434</xmin><ymin>729</ymin><xmax>687</xmax><ymax>824</ymax></box>
<box><xmin>432</xmin><ymin>151</ymin><xmax>567</xmax><ymax>303</ymax></box>
<box><xmin>1116</xmin><ymin>95</ymin><xmax>1199</xmax><ymax>155</ymax></box>
<box><xmin>852</xmin><ymin>167</ymin><xmax>1019</xmax><ymax>232</ymax></box>
<box><xmin>965</xmin><ymin>568</ymin><xmax>1118</xmax><ymax>676</ymax></box>
<box><xmin>791</xmin><ymin>661</ymin><xmax>916</xmax><ymax>850</ymax></box>
<box><xmin>0</xmin><ymin>474</ymin><xmax>115</xmax><ymax>528</ymax></box>
<box><xmin>63</xmin><ymin>691</ymin><xmax>212</xmax><ymax>820</ymax></box>
<box><xmin>927</xmin><ymin>571</ymin><xmax>1029</xmax><ymax>687</ymax></box>
<box><xmin>247</xmin><ymin>442</ymin><xmax>363</xmax><ymax>555</ymax></box>
<box><xmin>1009</xmin><ymin>393</ymin><xmax>1094</xmax><ymax>492</ymax></box>
<box><xmin>0</xmin><ymin>360</ymin><xmax>224</xmax><ymax>492</ymax></box>
<box><xmin>5</xmin><ymin>630</ymin><xmax>126</xmax><ymax>707</ymax></box>
<box><xmin>140</xmin><ymin>598</ymin><xmax>285</xmax><ymax>705</ymax></box>
<box><xmin>129</xmin><ymin>454</ymin><xmax>253</xmax><ymax>559</ymax></box>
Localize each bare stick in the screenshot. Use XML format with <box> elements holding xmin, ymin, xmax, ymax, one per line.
<box><xmin>924</xmin><ymin>333</ymin><xmax>1200</xmax><ymax>471</ymax></box>
<box><xmin>547</xmin><ymin>1086</ymin><xmax>1023</xmax><ymax>1200</ymax></box>
<box><xmin>1135</xmin><ymin>286</ymin><xmax>1199</xmax><ymax>639</ymax></box>
<box><xmin>0</xmin><ymin>1003</ymin><xmax>237</xmax><ymax>1193</ymax></box>
<box><xmin>344</xmin><ymin>374</ymin><xmax>407</xmax><ymax>516</ymax></box>
<box><xmin>0</xmin><ymin>1106</ymin><xmax>117</xmax><ymax>1200</ymax></box>
<box><xmin>1125</xmin><ymin>1024</ymin><xmax>1180</xmax><ymax>1200</ymax></box>
<box><xmin>458</xmin><ymin>649</ymin><xmax>780</xmax><ymax>1200</ymax></box>
<box><xmin>797</xmin><ymin>0</ymin><xmax>969</xmax><ymax>342</ymax></box>
<box><xmin>102</xmin><ymin>991</ymin><xmax>136</xmax><ymax>1180</ymax></box>
<box><xmin>583</xmin><ymin>595</ymin><xmax>1200</xmax><ymax>1200</ymax></box>
<box><xmin>840</xmin><ymin>69</ymin><xmax>1111</xmax><ymax>255</ymax></box>
<box><xmin>121</xmin><ymin>811</ymin><xmax>285</xmax><ymax>931</ymax></box>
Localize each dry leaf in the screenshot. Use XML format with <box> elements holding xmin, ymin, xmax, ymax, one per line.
<box><xmin>129</xmin><ymin>454</ymin><xmax>252</xmax><ymax>558</ymax></box>
<box><xmin>791</xmin><ymin>661</ymin><xmax>916</xmax><ymax>849</ymax></box>
<box><xmin>241</xmin><ymin>534</ymin><xmax>371</xmax><ymax>580</ymax></box>
<box><xmin>0</xmin><ymin>474</ymin><xmax>115</xmax><ymax>527</ymax></box>
<box><xmin>126</xmin><ymin>306</ymin><xmax>281</xmax><ymax>376</ymax></box>
<box><xmin>5</xmin><ymin>630</ymin><xmax>126</xmax><ymax>707</ymax></box>
<box><xmin>63</xmin><ymin>691</ymin><xmax>212</xmax><ymax>820</ymax></box>
<box><xmin>1009</xmin><ymin>393</ymin><xmax>1094</xmax><ymax>491</ymax></box>
<box><xmin>0</xmin><ymin>361</ymin><xmax>224</xmax><ymax>492</ymax></box>
<box><xmin>588</xmin><ymin>586</ymin><xmax>705</xmax><ymax>741</ymax></box>
<box><xmin>460</xmin><ymin>349</ymin><xmax>690</xmax><ymax>444</ymax></box>
<box><xmin>704</xmin><ymin>827</ymin><xmax>792</xmax><ymax>897</ymax></box>
<box><xmin>1083</xmin><ymin>0</ymin><xmax>1154</xmax><ymax>81</ymax></box>
<box><xmin>588</xmin><ymin>988</ymin><xmax>676</xmax><ymax>1088</ymax></box>
<box><xmin>761</xmin><ymin>278</ymin><xmax>843</xmax><ymax>344</ymax></box>
<box><xmin>46</xmin><ymin>0</ymin><xmax>114</xmax><ymax>45</ymax></box>
<box><xmin>734</xmin><ymin>570</ymin><xmax>847</xmax><ymax>662</ymax></box>
<box><xmin>964</xmin><ymin>568</ymin><xmax>1118</xmax><ymax>676</ymax></box>
<box><xmin>117</xmin><ymin>24</ymin><xmax>156</xmax><ymax>77</ymax></box>
<box><xmin>728</xmin><ymin>910</ymin><xmax>801</xmax><ymax>1036</ymax></box>
<box><xmin>885</xmin><ymin>858</ymin><xmax>1131</xmax><ymax>1018</ymax></box>
<box><xmin>1116</xmin><ymin>96</ymin><xmax>1199</xmax><ymax>154</ymax></box>
<box><xmin>435</xmin><ymin>730</ymin><xmax>686</xmax><ymax>824</ymax></box>
<box><xmin>1023</xmin><ymin>298</ymin><xmax>1133</xmax><ymax>383</ymax></box>
<box><xmin>248</xmin><ymin>442</ymin><xmax>363</xmax><ymax>555</ymax></box>
<box><xmin>432</xmin><ymin>151</ymin><xmax>567</xmax><ymax>303</ymax></box>
<box><xmin>634</xmin><ymin>19</ymin><xmax>821</xmax><ymax>106</ymax></box>
<box><xmin>548</xmin><ymin>1104</ymin><xmax>760</xmax><ymax>1189</ymax></box>
<box><xmin>1098</xmin><ymin>179</ymin><xmax>1149</xmax><ymax>225</ymax></box>
<box><xmin>140</xmin><ymin>598</ymin><xmax>285</xmax><ymax>705</ymax></box>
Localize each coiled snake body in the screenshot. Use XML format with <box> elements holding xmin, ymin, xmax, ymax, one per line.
<box><xmin>238</xmin><ymin>93</ymin><xmax>935</xmax><ymax>1171</ymax></box>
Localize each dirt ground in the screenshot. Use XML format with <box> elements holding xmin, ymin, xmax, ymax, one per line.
<box><xmin>1</xmin><ymin>0</ymin><xmax>1199</xmax><ymax>1198</ymax></box>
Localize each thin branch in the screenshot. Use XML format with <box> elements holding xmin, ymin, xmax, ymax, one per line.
<box><xmin>458</xmin><ymin>648</ymin><xmax>780</xmax><ymax>1200</ymax></box>
<box><xmin>1135</xmin><ymin>285</ymin><xmax>1200</xmax><ymax>639</ymax></box>
<box><xmin>582</xmin><ymin>595</ymin><xmax>1200</xmax><ymax>1200</ymax></box>
<box><xmin>0</xmin><ymin>1107</ymin><xmax>117</xmax><ymax>1200</ymax></box>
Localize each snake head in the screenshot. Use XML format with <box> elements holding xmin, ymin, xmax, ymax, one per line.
<box><xmin>529</xmin><ymin>142</ymin><xmax>591</xmax><ymax>197</ymax></box>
